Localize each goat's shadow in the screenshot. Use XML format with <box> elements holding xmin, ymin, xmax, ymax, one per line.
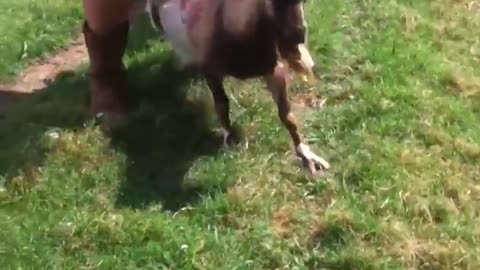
<box><xmin>113</xmin><ymin>17</ymin><xmax>225</xmax><ymax>210</ymax></box>
<box><xmin>111</xmin><ymin>54</ymin><xmax>224</xmax><ymax>211</ymax></box>
<box><xmin>0</xmin><ymin>15</ymin><xmax>225</xmax><ymax>211</ymax></box>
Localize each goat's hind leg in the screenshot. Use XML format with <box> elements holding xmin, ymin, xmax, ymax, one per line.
<box><xmin>265</xmin><ymin>63</ymin><xmax>330</xmax><ymax>174</ymax></box>
<box><xmin>205</xmin><ymin>74</ymin><xmax>239</xmax><ymax>147</ymax></box>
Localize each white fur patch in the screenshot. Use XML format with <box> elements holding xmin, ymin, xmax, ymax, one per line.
<box><xmin>300</xmin><ymin>4</ymin><xmax>307</xmax><ymax>28</ymax></box>
<box><xmin>299</xmin><ymin>4</ymin><xmax>308</xmax><ymax>43</ymax></box>
<box><xmin>149</xmin><ymin>0</ymin><xmax>195</xmax><ymax>66</ymax></box>
<box><xmin>297</xmin><ymin>4</ymin><xmax>313</xmax><ymax>69</ymax></box>
<box><xmin>297</xmin><ymin>44</ymin><xmax>314</xmax><ymax>69</ymax></box>
<box><xmin>222</xmin><ymin>128</ymin><xmax>231</xmax><ymax>147</ymax></box>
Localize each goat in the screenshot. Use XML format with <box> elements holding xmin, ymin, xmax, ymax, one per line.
<box><xmin>144</xmin><ymin>0</ymin><xmax>330</xmax><ymax>174</ymax></box>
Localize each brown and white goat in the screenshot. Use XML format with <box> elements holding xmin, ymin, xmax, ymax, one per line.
<box><xmin>145</xmin><ymin>0</ymin><xmax>330</xmax><ymax>174</ymax></box>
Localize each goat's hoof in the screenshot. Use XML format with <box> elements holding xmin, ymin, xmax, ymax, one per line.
<box><xmin>93</xmin><ymin>111</ymin><xmax>128</xmax><ymax>133</ymax></box>
<box><xmin>222</xmin><ymin>128</ymin><xmax>240</xmax><ymax>147</ymax></box>
<box><xmin>296</xmin><ymin>143</ymin><xmax>331</xmax><ymax>175</ymax></box>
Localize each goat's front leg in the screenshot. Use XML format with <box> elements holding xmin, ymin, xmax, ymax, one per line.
<box><xmin>265</xmin><ymin>63</ymin><xmax>330</xmax><ymax>174</ymax></box>
<box><xmin>205</xmin><ymin>74</ymin><xmax>239</xmax><ymax>146</ymax></box>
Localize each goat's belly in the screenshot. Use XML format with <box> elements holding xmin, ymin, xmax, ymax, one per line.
<box><xmin>157</xmin><ymin>0</ymin><xmax>195</xmax><ymax>65</ymax></box>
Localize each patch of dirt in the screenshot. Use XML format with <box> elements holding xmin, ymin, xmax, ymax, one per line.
<box><xmin>0</xmin><ymin>35</ymin><xmax>87</xmax><ymax>115</ymax></box>
<box><xmin>292</xmin><ymin>92</ymin><xmax>327</xmax><ymax>108</ymax></box>
<box><xmin>272</xmin><ymin>206</ymin><xmax>296</xmax><ymax>238</ymax></box>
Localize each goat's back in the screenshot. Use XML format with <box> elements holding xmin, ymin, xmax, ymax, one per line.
<box><xmin>186</xmin><ymin>0</ymin><xmax>279</xmax><ymax>78</ymax></box>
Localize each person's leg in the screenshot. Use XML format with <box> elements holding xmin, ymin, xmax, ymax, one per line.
<box><xmin>82</xmin><ymin>0</ymin><xmax>134</xmax><ymax>127</ymax></box>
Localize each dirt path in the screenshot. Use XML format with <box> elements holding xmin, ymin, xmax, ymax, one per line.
<box><xmin>0</xmin><ymin>35</ymin><xmax>88</xmax><ymax>115</ymax></box>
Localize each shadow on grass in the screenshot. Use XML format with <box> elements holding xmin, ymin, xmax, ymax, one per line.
<box><xmin>0</xmin><ymin>16</ymin><xmax>225</xmax><ymax>211</ymax></box>
<box><xmin>0</xmin><ymin>77</ymin><xmax>88</xmax><ymax>178</ymax></box>
<box><xmin>111</xmin><ymin>54</ymin><xmax>224</xmax><ymax>211</ymax></box>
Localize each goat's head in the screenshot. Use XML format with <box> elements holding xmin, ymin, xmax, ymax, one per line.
<box><xmin>270</xmin><ymin>0</ymin><xmax>315</xmax><ymax>83</ymax></box>
<box><xmin>272</xmin><ymin>0</ymin><xmax>308</xmax><ymax>47</ymax></box>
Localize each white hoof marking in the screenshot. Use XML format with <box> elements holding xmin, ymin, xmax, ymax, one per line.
<box><xmin>296</xmin><ymin>143</ymin><xmax>331</xmax><ymax>170</ymax></box>
<box><xmin>222</xmin><ymin>128</ymin><xmax>231</xmax><ymax>147</ymax></box>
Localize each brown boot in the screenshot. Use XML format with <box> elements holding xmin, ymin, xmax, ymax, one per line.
<box><xmin>83</xmin><ymin>20</ymin><xmax>130</xmax><ymax>129</ymax></box>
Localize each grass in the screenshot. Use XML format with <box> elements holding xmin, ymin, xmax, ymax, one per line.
<box><xmin>0</xmin><ymin>0</ymin><xmax>82</xmax><ymax>82</ymax></box>
<box><xmin>1</xmin><ymin>0</ymin><xmax>480</xmax><ymax>269</ymax></box>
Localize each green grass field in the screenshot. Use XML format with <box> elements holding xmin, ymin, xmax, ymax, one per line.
<box><xmin>0</xmin><ymin>0</ymin><xmax>83</xmax><ymax>82</ymax></box>
<box><xmin>1</xmin><ymin>0</ymin><xmax>480</xmax><ymax>269</ymax></box>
